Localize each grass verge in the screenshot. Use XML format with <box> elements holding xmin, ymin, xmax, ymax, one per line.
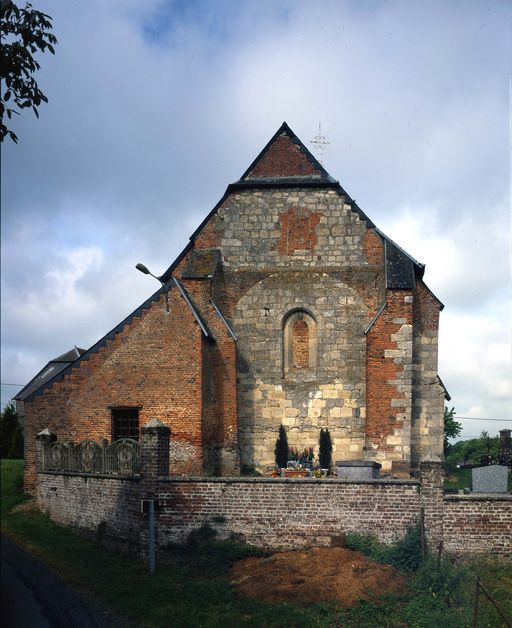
<box><xmin>2</xmin><ymin>460</ymin><xmax>511</xmax><ymax>627</ymax></box>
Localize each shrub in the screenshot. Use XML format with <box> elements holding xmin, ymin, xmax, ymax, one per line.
<box><xmin>274</xmin><ymin>425</ymin><xmax>289</xmax><ymax>469</ymax></box>
<box><xmin>0</xmin><ymin>402</ymin><xmax>23</xmax><ymax>459</ymax></box>
<box><xmin>345</xmin><ymin>524</ymin><xmax>423</xmax><ymax>572</ymax></box>
<box><xmin>319</xmin><ymin>428</ymin><xmax>332</xmax><ymax>469</ymax></box>
<box><xmin>186</xmin><ymin>523</ymin><xmax>217</xmax><ymax>550</ymax></box>
<box><xmin>345</xmin><ymin>532</ymin><xmax>388</xmax><ymax>563</ymax></box>
<box><xmin>412</xmin><ymin>556</ymin><xmax>467</xmax><ymax>607</ymax></box>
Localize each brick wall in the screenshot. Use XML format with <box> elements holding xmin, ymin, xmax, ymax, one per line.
<box><xmin>443</xmin><ymin>494</ymin><xmax>512</xmax><ymax>556</ymax></box>
<box><xmin>33</xmin><ymin>429</ymin><xmax>512</xmax><ymax>557</ymax></box>
<box><xmin>246</xmin><ymin>135</ymin><xmax>319</xmax><ymax>178</ymax></box>
<box><xmin>36</xmin><ymin>472</ymin><xmax>141</xmax><ymax>549</ymax></box>
<box><xmin>157</xmin><ymin>477</ymin><xmax>421</xmax><ymax>549</ymax></box>
<box><xmin>24</xmin><ymin>288</ymin><xmax>205</xmax><ymax>490</ymax></box>
<box><xmin>365</xmin><ymin>290</ymin><xmax>414</xmax><ymax>471</ymax></box>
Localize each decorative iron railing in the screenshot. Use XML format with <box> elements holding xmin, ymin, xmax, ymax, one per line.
<box><xmin>41</xmin><ymin>439</ymin><xmax>140</xmax><ymax>476</ymax></box>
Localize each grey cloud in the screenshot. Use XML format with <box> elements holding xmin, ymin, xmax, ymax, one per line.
<box><xmin>1</xmin><ymin>0</ymin><xmax>509</xmax><ymax>437</ymax></box>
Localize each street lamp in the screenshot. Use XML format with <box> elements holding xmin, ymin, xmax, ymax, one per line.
<box><xmin>135</xmin><ymin>263</ymin><xmax>165</xmax><ymax>286</ymax></box>
<box><xmin>135</xmin><ymin>263</ymin><xmax>169</xmax><ymax>312</ymax></box>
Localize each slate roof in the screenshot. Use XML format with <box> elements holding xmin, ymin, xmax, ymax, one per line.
<box><xmin>182</xmin><ymin>249</ymin><xmax>221</xmax><ymax>280</ymax></box>
<box><xmin>15</xmin><ymin>346</ymin><xmax>87</xmax><ymax>401</ymax></box>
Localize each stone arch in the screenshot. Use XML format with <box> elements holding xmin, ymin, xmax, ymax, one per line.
<box><xmin>282</xmin><ymin>309</ymin><xmax>317</xmax><ymax>375</ymax></box>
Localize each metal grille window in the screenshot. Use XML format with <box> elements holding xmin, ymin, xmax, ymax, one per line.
<box><xmin>111</xmin><ymin>408</ymin><xmax>139</xmax><ymax>441</ymax></box>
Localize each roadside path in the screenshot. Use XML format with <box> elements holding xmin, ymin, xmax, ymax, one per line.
<box><xmin>1</xmin><ymin>535</ymin><xmax>134</xmax><ymax>628</ymax></box>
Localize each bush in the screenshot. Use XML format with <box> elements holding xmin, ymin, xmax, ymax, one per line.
<box><xmin>274</xmin><ymin>425</ymin><xmax>289</xmax><ymax>469</ymax></box>
<box><xmin>319</xmin><ymin>428</ymin><xmax>332</xmax><ymax>469</ymax></box>
<box><xmin>0</xmin><ymin>402</ymin><xmax>23</xmax><ymax>459</ymax></box>
<box><xmin>412</xmin><ymin>556</ymin><xmax>467</xmax><ymax>607</ymax></box>
<box><xmin>345</xmin><ymin>524</ymin><xmax>423</xmax><ymax>572</ymax></box>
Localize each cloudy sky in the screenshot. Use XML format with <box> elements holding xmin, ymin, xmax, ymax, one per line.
<box><xmin>1</xmin><ymin>0</ymin><xmax>510</xmax><ymax>441</ymax></box>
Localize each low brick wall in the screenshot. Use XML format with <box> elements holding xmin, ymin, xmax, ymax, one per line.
<box><xmin>443</xmin><ymin>494</ymin><xmax>512</xmax><ymax>556</ymax></box>
<box><xmin>36</xmin><ymin>472</ymin><xmax>141</xmax><ymax>548</ymax></box>
<box><xmin>157</xmin><ymin>477</ymin><xmax>421</xmax><ymax>549</ymax></box>
<box><xmin>34</xmin><ymin>429</ymin><xmax>512</xmax><ymax>558</ymax></box>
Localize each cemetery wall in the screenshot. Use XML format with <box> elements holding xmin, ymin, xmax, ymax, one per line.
<box><xmin>156</xmin><ymin>477</ymin><xmax>421</xmax><ymax>549</ymax></box>
<box><xmin>442</xmin><ymin>494</ymin><xmax>512</xmax><ymax>556</ymax></box>
<box><xmin>36</xmin><ymin>472</ymin><xmax>141</xmax><ymax>549</ymax></box>
<box><xmin>34</xmin><ymin>427</ymin><xmax>511</xmax><ymax>557</ymax></box>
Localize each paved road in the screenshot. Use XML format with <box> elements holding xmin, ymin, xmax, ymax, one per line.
<box><xmin>1</xmin><ymin>535</ymin><xmax>134</xmax><ymax>628</ymax></box>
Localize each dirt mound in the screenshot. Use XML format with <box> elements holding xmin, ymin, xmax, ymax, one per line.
<box><xmin>230</xmin><ymin>546</ymin><xmax>407</xmax><ymax>607</ymax></box>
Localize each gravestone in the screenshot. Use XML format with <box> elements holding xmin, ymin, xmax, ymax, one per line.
<box><xmin>472</xmin><ymin>465</ymin><xmax>509</xmax><ymax>493</ymax></box>
<box><xmin>336</xmin><ymin>460</ymin><xmax>381</xmax><ymax>480</ymax></box>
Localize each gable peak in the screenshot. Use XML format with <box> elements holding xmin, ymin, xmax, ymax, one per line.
<box><xmin>240</xmin><ymin>122</ymin><xmax>334</xmax><ymax>182</ymax></box>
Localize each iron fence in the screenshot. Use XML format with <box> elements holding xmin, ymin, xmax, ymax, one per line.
<box><xmin>41</xmin><ymin>438</ymin><xmax>140</xmax><ymax>476</ymax></box>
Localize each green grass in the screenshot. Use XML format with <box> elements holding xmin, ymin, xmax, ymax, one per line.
<box><xmin>444</xmin><ymin>465</ymin><xmax>512</xmax><ymax>492</ymax></box>
<box><xmin>444</xmin><ymin>467</ymin><xmax>473</xmax><ymax>491</ymax></box>
<box><xmin>2</xmin><ymin>460</ymin><xmax>511</xmax><ymax>627</ymax></box>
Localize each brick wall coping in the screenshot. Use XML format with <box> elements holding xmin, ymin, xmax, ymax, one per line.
<box><xmin>159</xmin><ymin>476</ymin><xmax>420</xmax><ymax>487</ymax></box>
<box><xmin>444</xmin><ymin>493</ymin><xmax>512</xmax><ymax>502</ymax></box>
<box><xmin>38</xmin><ymin>471</ymin><xmax>141</xmax><ymax>482</ymax></box>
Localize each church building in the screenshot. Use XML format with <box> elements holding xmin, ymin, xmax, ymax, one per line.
<box><xmin>22</xmin><ymin>122</ymin><xmax>447</xmax><ymax>488</ymax></box>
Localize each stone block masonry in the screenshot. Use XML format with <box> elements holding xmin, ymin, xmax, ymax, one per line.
<box><xmin>21</xmin><ymin>123</ymin><xmax>448</xmax><ymax>485</ymax></box>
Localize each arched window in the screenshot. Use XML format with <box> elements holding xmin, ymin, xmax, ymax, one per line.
<box><xmin>283</xmin><ymin>310</ymin><xmax>317</xmax><ymax>375</ymax></box>
<box><xmin>292</xmin><ymin>320</ymin><xmax>309</xmax><ymax>368</ymax></box>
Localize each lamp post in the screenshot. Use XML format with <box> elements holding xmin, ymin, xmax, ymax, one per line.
<box><xmin>136</xmin><ymin>263</ymin><xmax>169</xmax><ymax>312</ymax></box>
<box><xmin>135</xmin><ymin>263</ymin><xmax>165</xmax><ymax>285</ymax></box>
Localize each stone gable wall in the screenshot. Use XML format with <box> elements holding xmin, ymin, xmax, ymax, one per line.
<box><xmin>216</xmin><ymin>188</ymin><xmax>370</xmax><ymax>269</ymax></box>
<box><xmin>233</xmin><ymin>273</ymin><xmax>369</xmax><ymax>470</ymax></box>
<box><xmin>206</xmin><ymin>186</ymin><xmax>394</xmax><ymax>471</ymax></box>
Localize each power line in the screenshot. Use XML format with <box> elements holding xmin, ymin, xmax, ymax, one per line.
<box><xmin>456</xmin><ymin>417</ymin><xmax>511</xmax><ymax>422</ymax></box>
<box><xmin>1</xmin><ymin>383</ymin><xmax>24</xmax><ymax>387</ymax></box>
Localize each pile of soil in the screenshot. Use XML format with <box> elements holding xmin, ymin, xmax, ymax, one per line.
<box><xmin>230</xmin><ymin>546</ymin><xmax>407</xmax><ymax>607</ymax></box>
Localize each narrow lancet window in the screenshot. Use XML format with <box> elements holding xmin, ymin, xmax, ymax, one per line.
<box><xmin>292</xmin><ymin>320</ymin><xmax>309</xmax><ymax>368</ymax></box>
<box><xmin>283</xmin><ymin>310</ymin><xmax>317</xmax><ymax>375</ymax></box>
